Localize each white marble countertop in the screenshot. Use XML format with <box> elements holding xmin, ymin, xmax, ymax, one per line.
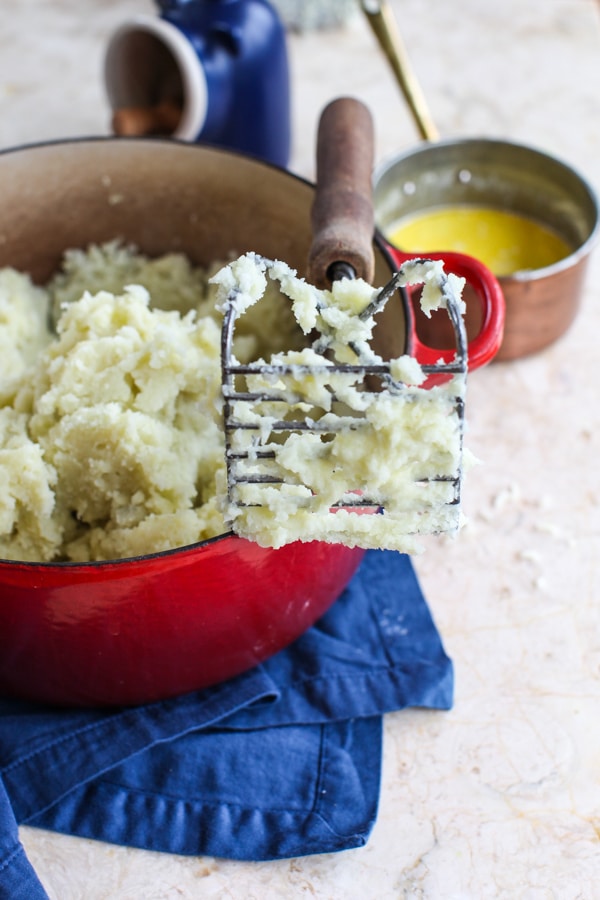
<box><xmin>2</xmin><ymin>1</ymin><xmax>600</xmax><ymax>897</ymax></box>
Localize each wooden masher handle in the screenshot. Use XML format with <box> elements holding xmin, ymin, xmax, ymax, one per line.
<box><xmin>307</xmin><ymin>97</ymin><xmax>376</xmax><ymax>288</ymax></box>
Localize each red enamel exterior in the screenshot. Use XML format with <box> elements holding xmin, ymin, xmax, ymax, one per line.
<box><xmin>0</xmin><ymin>536</ymin><xmax>364</xmax><ymax>707</ymax></box>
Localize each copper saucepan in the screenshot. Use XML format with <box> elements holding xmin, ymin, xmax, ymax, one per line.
<box><xmin>362</xmin><ymin>0</ymin><xmax>598</xmax><ymax>360</ymax></box>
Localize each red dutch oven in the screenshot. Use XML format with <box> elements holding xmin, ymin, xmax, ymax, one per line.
<box><xmin>0</xmin><ymin>139</ymin><xmax>504</xmax><ymax>707</ymax></box>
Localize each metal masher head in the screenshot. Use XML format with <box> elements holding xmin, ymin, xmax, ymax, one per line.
<box><xmin>218</xmin><ymin>251</ymin><xmax>467</xmax><ymax>552</ymax></box>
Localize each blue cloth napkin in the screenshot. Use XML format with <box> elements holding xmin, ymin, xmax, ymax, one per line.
<box><xmin>0</xmin><ymin>550</ymin><xmax>453</xmax><ymax>897</ymax></box>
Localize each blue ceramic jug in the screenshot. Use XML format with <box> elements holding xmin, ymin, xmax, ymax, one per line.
<box><xmin>105</xmin><ymin>0</ymin><xmax>291</xmax><ymax>167</ymax></box>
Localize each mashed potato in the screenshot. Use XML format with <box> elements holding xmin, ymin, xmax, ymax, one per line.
<box><xmin>0</xmin><ymin>243</ymin><xmax>467</xmax><ymax>562</ymax></box>
<box><xmin>0</xmin><ymin>243</ymin><xmax>305</xmax><ymax>562</ymax></box>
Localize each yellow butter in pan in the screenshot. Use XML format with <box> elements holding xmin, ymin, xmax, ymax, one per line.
<box><xmin>387</xmin><ymin>205</ymin><xmax>572</xmax><ymax>276</ymax></box>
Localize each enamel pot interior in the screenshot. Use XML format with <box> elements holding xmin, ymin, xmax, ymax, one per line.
<box><xmin>0</xmin><ymin>138</ymin><xmax>408</xmax><ymax>707</ymax></box>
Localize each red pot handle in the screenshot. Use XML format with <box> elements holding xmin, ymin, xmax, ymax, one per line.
<box><xmin>386</xmin><ymin>245</ymin><xmax>506</xmax><ymax>371</ymax></box>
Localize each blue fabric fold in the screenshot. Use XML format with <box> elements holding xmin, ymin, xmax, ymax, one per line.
<box><xmin>0</xmin><ymin>550</ymin><xmax>453</xmax><ymax>887</ymax></box>
<box><xmin>0</xmin><ymin>777</ymin><xmax>49</xmax><ymax>899</ymax></box>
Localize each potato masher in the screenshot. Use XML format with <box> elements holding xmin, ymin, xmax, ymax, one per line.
<box><xmin>218</xmin><ymin>97</ymin><xmax>467</xmax><ymax>551</ymax></box>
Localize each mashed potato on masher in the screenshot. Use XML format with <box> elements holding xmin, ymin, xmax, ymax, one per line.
<box><xmin>215</xmin><ymin>253</ymin><xmax>468</xmax><ymax>553</ymax></box>
<box><xmin>0</xmin><ymin>243</ymin><xmax>467</xmax><ymax>562</ymax></box>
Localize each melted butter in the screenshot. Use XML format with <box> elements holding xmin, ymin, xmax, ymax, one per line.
<box><xmin>387</xmin><ymin>205</ymin><xmax>573</xmax><ymax>276</ymax></box>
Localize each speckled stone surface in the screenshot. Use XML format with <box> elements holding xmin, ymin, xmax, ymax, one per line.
<box><xmin>2</xmin><ymin>1</ymin><xmax>600</xmax><ymax>897</ymax></box>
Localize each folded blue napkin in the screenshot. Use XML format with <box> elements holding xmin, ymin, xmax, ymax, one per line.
<box><xmin>0</xmin><ymin>550</ymin><xmax>453</xmax><ymax>898</ymax></box>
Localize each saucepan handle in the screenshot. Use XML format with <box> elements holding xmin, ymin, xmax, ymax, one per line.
<box><xmin>386</xmin><ymin>245</ymin><xmax>506</xmax><ymax>371</ymax></box>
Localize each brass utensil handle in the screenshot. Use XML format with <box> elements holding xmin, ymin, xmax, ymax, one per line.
<box><xmin>361</xmin><ymin>0</ymin><xmax>439</xmax><ymax>142</ymax></box>
<box><xmin>308</xmin><ymin>97</ymin><xmax>376</xmax><ymax>288</ymax></box>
